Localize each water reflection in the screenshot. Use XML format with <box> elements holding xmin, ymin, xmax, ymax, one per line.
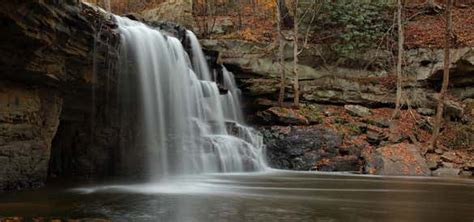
<box><xmin>1</xmin><ymin>171</ymin><xmax>473</xmax><ymax>222</ymax></box>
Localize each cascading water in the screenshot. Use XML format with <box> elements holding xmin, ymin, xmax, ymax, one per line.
<box><xmin>115</xmin><ymin>16</ymin><xmax>265</xmax><ymax>180</ymax></box>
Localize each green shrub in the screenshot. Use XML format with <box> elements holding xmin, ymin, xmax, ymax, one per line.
<box><xmin>319</xmin><ymin>1</ymin><xmax>394</xmax><ymax>58</ymax></box>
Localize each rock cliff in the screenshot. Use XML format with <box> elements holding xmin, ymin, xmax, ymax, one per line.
<box><xmin>0</xmin><ymin>0</ymin><xmax>120</xmax><ymax>191</ymax></box>
<box><xmin>202</xmin><ymin>39</ymin><xmax>473</xmax><ymax>113</ymax></box>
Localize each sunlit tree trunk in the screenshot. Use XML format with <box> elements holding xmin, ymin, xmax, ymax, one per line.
<box><xmin>392</xmin><ymin>0</ymin><xmax>404</xmax><ymax>119</ymax></box>
<box><xmin>429</xmin><ymin>0</ymin><xmax>452</xmax><ymax>150</ymax></box>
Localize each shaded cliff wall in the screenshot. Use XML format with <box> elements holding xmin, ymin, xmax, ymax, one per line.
<box><xmin>0</xmin><ymin>82</ymin><xmax>62</xmax><ymax>190</ymax></box>
<box><xmin>0</xmin><ymin>0</ymin><xmax>126</xmax><ymax>191</ymax></box>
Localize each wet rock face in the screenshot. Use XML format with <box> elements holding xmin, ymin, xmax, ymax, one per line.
<box><xmin>262</xmin><ymin>126</ymin><xmax>362</xmax><ymax>172</ymax></box>
<box><xmin>0</xmin><ymin>82</ymin><xmax>62</xmax><ymax>190</ymax></box>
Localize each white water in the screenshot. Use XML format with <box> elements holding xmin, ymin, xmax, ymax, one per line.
<box><xmin>115</xmin><ymin>16</ymin><xmax>266</xmax><ymax>180</ymax></box>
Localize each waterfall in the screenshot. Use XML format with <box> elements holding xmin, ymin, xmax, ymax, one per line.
<box><xmin>186</xmin><ymin>31</ymin><xmax>212</xmax><ymax>81</ymax></box>
<box><xmin>115</xmin><ymin>16</ymin><xmax>266</xmax><ymax>180</ymax></box>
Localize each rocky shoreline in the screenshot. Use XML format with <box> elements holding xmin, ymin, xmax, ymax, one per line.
<box><xmin>256</xmin><ymin>105</ymin><xmax>473</xmax><ymax>177</ymax></box>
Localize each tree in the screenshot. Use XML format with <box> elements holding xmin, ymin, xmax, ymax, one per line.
<box><xmin>392</xmin><ymin>0</ymin><xmax>404</xmax><ymax>119</ymax></box>
<box><xmin>277</xmin><ymin>0</ymin><xmax>286</xmax><ymax>107</ymax></box>
<box><xmin>429</xmin><ymin>0</ymin><xmax>452</xmax><ymax>150</ymax></box>
<box><xmin>278</xmin><ymin>0</ymin><xmax>293</xmax><ymax>28</ymax></box>
<box><xmin>292</xmin><ymin>0</ymin><xmax>300</xmax><ymax>108</ymax></box>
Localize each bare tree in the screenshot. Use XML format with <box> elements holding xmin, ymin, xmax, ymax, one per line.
<box><xmin>429</xmin><ymin>0</ymin><xmax>452</xmax><ymax>150</ymax></box>
<box><xmin>277</xmin><ymin>0</ymin><xmax>286</xmax><ymax>107</ymax></box>
<box><xmin>392</xmin><ymin>0</ymin><xmax>404</xmax><ymax>119</ymax></box>
<box><xmin>293</xmin><ymin>0</ymin><xmax>300</xmax><ymax>108</ymax></box>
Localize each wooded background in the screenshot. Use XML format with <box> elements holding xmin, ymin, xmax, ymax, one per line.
<box><xmin>84</xmin><ymin>0</ymin><xmax>474</xmax><ymax>14</ymax></box>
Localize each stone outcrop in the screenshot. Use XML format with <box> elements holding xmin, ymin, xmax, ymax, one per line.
<box><xmin>262</xmin><ymin>126</ymin><xmax>362</xmax><ymax>172</ymax></box>
<box><xmin>406</xmin><ymin>47</ymin><xmax>474</xmax><ymax>100</ymax></box>
<box><xmin>258</xmin><ymin>107</ymin><xmax>310</xmax><ymax>125</ymax></box>
<box><xmin>202</xmin><ymin>39</ymin><xmax>473</xmax><ymax>119</ymax></box>
<box><xmin>432</xmin><ymin>168</ymin><xmax>461</xmax><ymax>177</ymax></box>
<box><xmin>141</xmin><ymin>0</ymin><xmax>194</xmax><ymax>29</ymax></box>
<box><xmin>364</xmin><ymin>144</ymin><xmax>431</xmax><ymax>176</ymax></box>
<box><xmin>0</xmin><ymin>1</ymin><xmax>120</xmax><ymax>191</ymax></box>
<box><xmin>344</xmin><ymin>105</ymin><xmax>372</xmax><ymax>117</ymax></box>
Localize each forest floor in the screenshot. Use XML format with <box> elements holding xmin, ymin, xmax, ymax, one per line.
<box><xmin>405</xmin><ymin>6</ymin><xmax>474</xmax><ymax>48</ymax></box>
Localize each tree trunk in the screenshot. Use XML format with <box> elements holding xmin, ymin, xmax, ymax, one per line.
<box><xmin>293</xmin><ymin>0</ymin><xmax>300</xmax><ymax>108</ymax></box>
<box><xmin>429</xmin><ymin>0</ymin><xmax>452</xmax><ymax>150</ymax></box>
<box><xmin>237</xmin><ymin>0</ymin><xmax>243</xmax><ymax>30</ymax></box>
<box><xmin>278</xmin><ymin>0</ymin><xmax>293</xmax><ymax>28</ymax></box>
<box><xmin>277</xmin><ymin>0</ymin><xmax>286</xmax><ymax>107</ymax></box>
<box><xmin>392</xmin><ymin>0</ymin><xmax>404</xmax><ymax>119</ymax></box>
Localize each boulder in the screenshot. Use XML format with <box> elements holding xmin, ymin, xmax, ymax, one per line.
<box><xmin>258</xmin><ymin>107</ymin><xmax>309</xmax><ymax>125</ymax></box>
<box><xmin>388</xmin><ymin>132</ymin><xmax>408</xmax><ymax>143</ymax></box>
<box><xmin>425</xmin><ymin>95</ymin><xmax>465</xmax><ymax>120</ymax></box>
<box><xmin>317</xmin><ymin>155</ymin><xmax>361</xmax><ymax>172</ymax></box>
<box><xmin>363</xmin><ymin>118</ymin><xmax>391</xmax><ymax>128</ymax></box>
<box><xmin>365</xmin><ymin>144</ymin><xmax>431</xmax><ymax>176</ymax></box>
<box><xmin>417</xmin><ymin>108</ymin><xmax>435</xmax><ymax>116</ymax></box>
<box><xmin>345</xmin><ymin>105</ymin><xmax>372</xmax><ymax>117</ymax></box>
<box><xmin>432</xmin><ymin>168</ymin><xmax>461</xmax><ymax>177</ymax></box>
<box><xmin>444</xmin><ymin>100</ymin><xmax>465</xmax><ymax>120</ymax></box>
<box><xmin>443</xmin><ymin>162</ymin><xmax>455</xmax><ymax>168</ymax></box>
<box><xmin>262</xmin><ymin>126</ymin><xmax>355</xmax><ymax>171</ymax></box>
<box><xmin>366</xmin><ymin>130</ymin><xmax>382</xmax><ymax>146</ymax></box>
<box><xmin>460</xmin><ymin>171</ymin><xmax>473</xmax><ymax>177</ymax></box>
<box><xmin>441</xmin><ymin>152</ymin><xmax>459</xmax><ymax>163</ymax></box>
<box><xmin>141</xmin><ymin>0</ymin><xmax>194</xmax><ymax>28</ymax></box>
<box><xmin>366</xmin><ymin>128</ymin><xmax>387</xmax><ymax>146</ymax></box>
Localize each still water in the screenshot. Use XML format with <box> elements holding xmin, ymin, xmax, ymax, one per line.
<box><xmin>1</xmin><ymin>170</ymin><xmax>473</xmax><ymax>222</ymax></box>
